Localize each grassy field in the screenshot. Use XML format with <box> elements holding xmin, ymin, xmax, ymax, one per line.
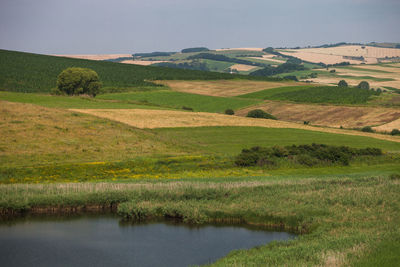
<box><xmin>240</xmin><ymin>85</ymin><xmax>379</xmax><ymax>104</ymax></box>
<box><xmin>97</xmin><ymin>90</ymin><xmax>261</xmax><ymax>113</ymax></box>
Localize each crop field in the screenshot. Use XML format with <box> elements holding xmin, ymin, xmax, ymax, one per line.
<box><xmin>96</xmin><ymin>90</ymin><xmax>261</xmax><ymax>112</ymax></box>
<box><xmin>54</xmin><ymin>54</ymin><xmax>132</xmax><ymax>60</ymax></box>
<box><xmin>236</xmin><ymin>101</ymin><xmax>400</xmax><ymax>129</ymax></box>
<box><xmin>157</xmin><ymin>80</ymin><xmax>306</xmax><ymax>97</ymax></box>
<box><xmin>279</xmin><ymin>45</ymin><xmax>400</xmax><ymax>64</ymax></box>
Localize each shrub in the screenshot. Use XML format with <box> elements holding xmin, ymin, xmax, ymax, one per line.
<box><xmin>50</xmin><ymin>87</ymin><xmax>64</xmax><ymax>95</ymax></box>
<box><xmin>330</xmin><ymin>69</ymin><xmax>336</xmax><ymax>73</ymax></box>
<box><xmin>182</xmin><ymin>106</ymin><xmax>193</xmax><ymax>111</ymax></box>
<box><xmin>304</xmin><ymin>121</ymin><xmax>310</xmax><ymax>125</ymax></box>
<box><xmin>338</xmin><ymin>80</ymin><xmax>348</xmax><ymax>87</ymax></box>
<box><xmin>390</xmin><ymin>173</ymin><xmax>400</xmax><ymax>180</ymax></box>
<box><xmin>357</xmin><ymin>81</ymin><xmax>370</xmax><ymax>90</ymax></box>
<box><xmin>391</xmin><ymin>129</ymin><xmax>400</xmax><ymax>136</ymax></box>
<box><xmin>246</xmin><ymin>109</ymin><xmax>277</xmax><ymax>120</ymax></box>
<box><xmin>225</xmin><ymin>109</ymin><xmax>235</xmax><ymax>115</ymax></box>
<box><xmin>283</xmin><ymin>75</ymin><xmax>298</xmax><ymax>81</ymax></box>
<box><xmin>361</xmin><ymin>126</ymin><xmax>374</xmax><ymax>133</ymax></box>
<box><xmin>234</xmin><ymin>144</ymin><xmax>382</xmax><ymax>168</ymax></box>
<box><xmin>57</xmin><ymin>67</ymin><xmax>102</xmax><ymax>97</ymax></box>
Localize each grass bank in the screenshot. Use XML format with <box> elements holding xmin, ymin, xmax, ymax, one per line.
<box><xmin>1</xmin><ymin>174</ymin><xmax>399</xmax><ymax>266</ymax></box>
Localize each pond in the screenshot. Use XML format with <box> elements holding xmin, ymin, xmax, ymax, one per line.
<box><xmin>0</xmin><ymin>214</ymin><xmax>296</xmax><ymax>267</ymax></box>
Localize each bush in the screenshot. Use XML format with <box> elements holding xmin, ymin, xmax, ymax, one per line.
<box><xmin>391</xmin><ymin>129</ymin><xmax>400</xmax><ymax>136</ymax></box>
<box><xmin>57</xmin><ymin>67</ymin><xmax>102</xmax><ymax>97</ymax></box>
<box><xmin>338</xmin><ymin>80</ymin><xmax>348</xmax><ymax>87</ymax></box>
<box><xmin>283</xmin><ymin>75</ymin><xmax>298</xmax><ymax>81</ymax></box>
<box><xmin>234</xmin><ymin>144</ymin><xmax>382</xmax><ymax>168</ymax></box>
<box><xmin>50</xmin><ymin>87</ymin><xmax>64</xmax><ymax>95</ymax></box>
<box><xmin>225</xmin><ymin>109</ymin><xmax>234</xmax><ymax>115</ymax></box>
<box><xmin>361</xmin><ymin>126</ymin><xmax>374</xmax><ymax>133</ymax></box>
<box><xmin>357</xmin><ymin>81</ymin><xmax>370</xmax><ymax>90</ymax></box>
<box><xmin>182</xmin><ymin>106</ymin><xmax>193</xmax><ymax>111</ymax></box>
<box><xmin>330</xmin><ymin>69</ymin><xmax>336</xmax><ymax>73</ymax></box>
<box><xmin>246</xmin><ymin>109</ymin><xmax>277</xmax><ymax>120</ymax></box>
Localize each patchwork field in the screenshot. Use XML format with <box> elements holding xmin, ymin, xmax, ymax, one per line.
<box><xmin>279</xmin><ymin>45</ymin><xmax>400</xmax><ymax>65</ymax></box>
<box><xmin>236</xmin><ymin>101</ymin><xmax>400</xmax><ymax>129</ymax></box>
<box><xmin>156</xmin><ymin>80</ymin><xmax>306</xmax><ymax>97</ymax></box>
<box><xmin>69</xmin><ymin>108</ymin><xmax>400</xmax><ymax>143</ymax></box>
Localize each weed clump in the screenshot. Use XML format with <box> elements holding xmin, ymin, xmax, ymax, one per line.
<box><xmin>235</xmin><ymin>144</ymin><xmax>382</xmax><ymax>167</ymax></box>
<box><xmin>391</xmin><ymin>129</ymin><xmax>400</xmax><ymax>136</ymax></box>
<box><xmin>225</xmin><ymin>109</ymin><xmax>235</xmax><ymax>115</ymax></box>
<box><xmin>361</xmin><ymin>126</ymin><xmax>374</xmax><ymax>133</ymax></box>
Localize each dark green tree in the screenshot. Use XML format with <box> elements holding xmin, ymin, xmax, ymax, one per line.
<box><xmin>338</xmin><ymin>80</ymin><xmax>348</xmax><ymax>87</ymax></box>
<box><xmin>56</xmin><ymin>67</ymin><xmax>102</xmax><ymax>97</ymax></box>
<box><xmin>357</xmin><ymin>81</ymin><xmax>370</xmax><ymax>90</ymax></box>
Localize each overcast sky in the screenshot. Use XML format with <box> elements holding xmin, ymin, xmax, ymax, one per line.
<box><xmin>0</xmin><ymin>0</ymin><xmax>399</xmax><ymax>54</ymax></box>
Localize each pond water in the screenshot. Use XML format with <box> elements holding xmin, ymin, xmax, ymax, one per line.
<box><xmin>0</xmin><ymin>215</ymin><xmax>295</xmax><ymax>267</ymax></box>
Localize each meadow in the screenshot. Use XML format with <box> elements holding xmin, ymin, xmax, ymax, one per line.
<box><xmin>97</xmin><ymin>90</ymin><xmax>261</xmax><ymax>113</ymax></box>
<box><xmin>1</xmin><ymin>48</ymin><xmax>400</xmax><ymax>266</ymax></box>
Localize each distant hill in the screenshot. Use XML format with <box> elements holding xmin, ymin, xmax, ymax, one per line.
<box><xmin>0</xmin><ymin>49</ymin><xmax>278</xmax><ymax>93</ymax></box>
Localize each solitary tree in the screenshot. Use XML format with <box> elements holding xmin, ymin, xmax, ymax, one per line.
<box><xmin>338</xmin><ymin>80</ymin><xmax>348</xmax><ymax>87</ymax></box>
<box><xmin>357</xmin><ymin>81</ymin><xmax>370</xmax><ymax>90</ymax></box>
<box><xmin>56</xmin><ymin>67</ymin><xmax>102</xmax><ymax>97</ymax></box>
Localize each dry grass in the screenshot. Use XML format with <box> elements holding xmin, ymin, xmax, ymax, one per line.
<box><xmin>156</xmin><ymin>80</ymin><xmax>306</xmax><ymax>97</ymax></box>
<box><xmin>236</xmin><ymin>101</ymin><xmax>400</xmax><ymax>129</ymax></box>
<box><xmin>215</xmin><ymin>48</ymin><xmax>263</xmax><ymax>51</ymax></box>
<box><xmin>70</xmin><ymin>108</ymin><xmax>400</xmax><ymax>143</ymax></box>
<box><xmin>373</xmin><ymin>118</ymin><xmax>400</xmax><ymax>132</ymax></box>
<box><xmin>229</xmin><ymin>64</ymin><xmax>258</xmax><ymax>72</ymax></box>
<box><xmin>0</xmin><ymin>101</ymin><xmax>179</xmax><ymax>166</ymax></box>
<box><xmin>280</xmin><ymin>45</ymin><xmax>400</xmax><ymax>65</ymax></box>
<box><xmin>54</xmin><ymin>54</ymin><xmax>132</xmax><ymax>61</ymax></box>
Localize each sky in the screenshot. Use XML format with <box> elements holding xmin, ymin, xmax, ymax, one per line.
<box><xmin>0</xmin><ymin>0</ymin><xmax>399</xmax><ymax>54</ymax></box>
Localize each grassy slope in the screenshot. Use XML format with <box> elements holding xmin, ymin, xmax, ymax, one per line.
<box><xmin>97</xmin><ymin>91</ymin><xmax>261</xmax><ymax>112</ymax></box>
<box><xmin>0</xmin><ymin>49</ymin><xmax>275</xmax><ymax>93</ymax></box>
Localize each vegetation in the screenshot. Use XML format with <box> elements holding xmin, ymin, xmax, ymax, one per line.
<box><xmin>97</xmin><ymin>90</ymin><xmax>261</xmax><ymax>113</ymax></box>
<box><xmin>338</xmin><ymin>80</ymin><xmax>348</xmax><ymax>87</ymax></box>
<box><xmin>357</xmin><ymin>81</ymin><xmax>370</xmax><ymax>90</ymax></box>
<box><xmin>187</xmin><ymin>53</ymin><xmax>265</xmax><ymax>67</ymax></box>
<box><xmin>133</xmin><ymin>52</ymin><xmax>175</xmax><ymax>58</ymax></box>
<box><xmin>234</xmin><ymin>144</ymin><xmax>382</xmax><ymax>167</ymax></box>
<box><xmin>181</xmin><ymin>47</ymin><xmax>210</xmax><ymax>53</ymax></box>
<box><xmin>0</xmin><ymin>49</ymin><xmax>274</xmax><ymax>93</ymax></box>
<box><xmin>249</xmin><ymin>62</ymin><xmax>306</xmax><ymax>77</ymax></box>
<box><xmin>391</xmin><ymin>129</ymin><xmax>400</xmax><ymax>136</ymax></box>
<box><xmin>361</xmin><ymin>126</ymin><xmax>374</xmax><ymax>133</ymax></box>
<box><xmin>224</xmin><ymin>109</ymin><xmax>234</xmax><ymax>115</ymax></box>
<box><xmin>55</xmin><ymin>67</ymin><xmax>102</xmax><ymax>97</ymax></box>
<box><xmin>246</xmin><ymin>109</ymin><xmax>277</xmax><ymax>120</ymax></box>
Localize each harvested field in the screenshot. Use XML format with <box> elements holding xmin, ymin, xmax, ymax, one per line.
<box><xmin>236</xmin><ymin>101</ymin><xmax>400</xmax><ymax>129</ymax></box>
<box><xmin>120</xmin><ymin>60</ymin><xmax>167</xmax><ymax>66</ymax></box>
<box><xmin>374</xmin><ymin>118</ymin><xmax>400</xmax><ymax>132</ymax></box>
<box><xmin>280</xmin><ymin>45</ymin><xmax>400</xmax><ymax>65</ymax></box>
<box><xmin>156</xmin><ymin>80</ymin><xmax>307</xmax><ymax>97</ymax></box>
<box><xmin>230</xmin><ymin>64</ymin><xmax>258</xmax><ymax>72</ymax></box>
<box><xmin>70</xmin><ymin>108</ymin><xmax>400</xmax><ymax>143</ymax></box>
<box><xmin>249</xmin><ymin>55</ymin><xmax>286</xmax><ymax>63</ymax></box>
<box><xmin>54</xmin><ymin>54</ymin><xmax>132</xmax><ymax>61</ymax></box>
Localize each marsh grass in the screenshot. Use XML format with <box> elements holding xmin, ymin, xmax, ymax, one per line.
<box><xmin>1</xmin><ymin>175</ymin><xmax>399</xmax><ymax>266</ymax></box>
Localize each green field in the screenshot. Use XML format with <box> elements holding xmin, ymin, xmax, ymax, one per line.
<box><xmin>240</xmin><ymin>85</ymin><xmax>379</xmax><ymax>104</ymax></box>
<box><xmin>97</xmin><ymin>91</ymin><xmax>261</xmax><ymax>112</ymax></box>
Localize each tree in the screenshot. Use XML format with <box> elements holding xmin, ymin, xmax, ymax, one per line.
<box><xmin>225</xmin><ymin>109</ymin><xmax>235</xmax><ymax>115</ymax></box>
<box><xmin>56</xmin><ymin>67</ymin><xmax>102</xmax><ymax>97</ymax></box>
<box><xmin>338</xmin><ymin>80</ymin><xmax>348</xmax><ymax>87</ymax></box>
<box><xmin>357</xmin><ymin>81</ymin><xmax>370</xmax><ymax>90</ymax></box>
<box><xmin>246</xmin><ymin>109</ymin><xmax>277</xmax><ymax>120</ymax></box>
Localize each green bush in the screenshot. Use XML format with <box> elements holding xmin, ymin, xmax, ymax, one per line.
<box><xmin>225</xmin><ymin>109</ymin><xmax>235</xmax><ymax>115</ymax></box>
<box><xmin>338</xmin><ymin>80</ymin><xmax>348</xmax><ymax>87</ymax></box>
<box><xmin>57</xmin><ymin>67</ymin><xmax>102</xmax><ymax>97</ymax></box>
<box><xmin>391</xmin><ymin>129</ymin><xmax>400</xmax><ymax>136</ymax></box>
<box><xmin>357</xmin><ymin>81</ymin><xmax>370</xmax><ymax>90</ymax></box>
<box><xmin>234</xmin><ymin>144</ymin><xmax>382</xmax><ymax>167</ymax></box>
<box><xmin>246</xmin><ymin>109</ymin><xmax>277</xmax><ymax>120</ymax></box>
<box><xmin>361</xmin><ymin>126</ymin><xmax>374</xmax><ymax>133</ymax></box>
